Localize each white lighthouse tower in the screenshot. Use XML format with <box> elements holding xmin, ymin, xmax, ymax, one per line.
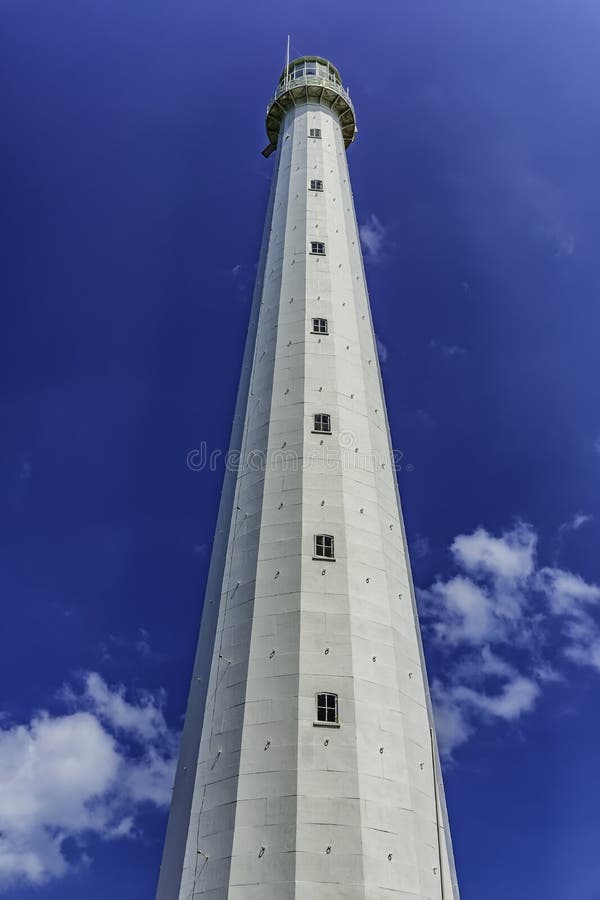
<box><xmin>157</xmin><ymin>55</ymin><xmax>460</xmax><ymax>900</ymax></box>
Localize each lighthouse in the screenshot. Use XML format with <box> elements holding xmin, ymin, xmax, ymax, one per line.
<box><xmin>156</xmin><ymin>55</ymin><xmax>460</xmax><ymax>900</ymax></box>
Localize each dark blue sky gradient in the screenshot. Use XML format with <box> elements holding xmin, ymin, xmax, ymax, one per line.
<box><xmin>1</xmin><ymin>1</ymin><xmax>600</xmax><ymax>897</ymax></box>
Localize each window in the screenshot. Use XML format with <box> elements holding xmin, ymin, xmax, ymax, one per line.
<box><xmin>312</xmin><ymin>317</ymin><xmax>328</xmax><ymax>334</ymax></box>
<box><xmin>313</xmin><ymin>413</ymin><xmax>331</xmax><ymax>434</ymax></box>
<box><xmin>309</xmin><ymin>128</ymin><xmax>321</xmax><ymax>139</ymax></box>
<box><xmin>305</xmin><ymin>62</ymin><xmax>317</xmax><ymax>76</ymax></box>
<box><xmin>314</xmin><ymin>534</ymin><xmax>335</xmax><ymax>560</ymax></box>
<box><xmin>310</xmin><ymin>241</ymin><xmax>326</xmax><ymax>255</ymax></box>
<box><xmin>310</xmin><ymin>179</ymin><xmax>324</xmax><ymax>192</ymax></box>
<box><xmin>316</xmin><ymin>692</ymin><xmax>338</xmax><ymax>725</ymax></box>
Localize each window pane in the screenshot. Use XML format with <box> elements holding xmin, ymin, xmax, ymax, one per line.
<box><xmin>315</xmin><ymin>693</ymin><xmax>338</xmax><ymax>723</ymax></box>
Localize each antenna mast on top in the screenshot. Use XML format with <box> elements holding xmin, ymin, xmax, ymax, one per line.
<box><xmin>285</xmin><ymin>34</ymin><xmax>290</xmax><ymax>89</ymax></box>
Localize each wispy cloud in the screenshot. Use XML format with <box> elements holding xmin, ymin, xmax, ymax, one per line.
<box><xmin>551</xmin><ymin>231</ymin><xmax>576</xmax><ymax>259</ymax></box>
<box><xmin>498</xmin><ymin>152</ymin><xmax>576</xmax><ymax>261</ymax></box>
<box><xmin>553</xmin><ymin>513</ymin><xmax>593</xmax><ymax>564</ymax></box>
<box><xmin>429</xmin><ymin>339</ymin><xmax>465</xmax><ymax>359</ymax></box>
<box><xmin>100</xmin><ymin>628</ymin><xmax>160</xmax><ymax>664</ymax></box>
<box><xmin>359</xmin><ymin>214</ymin><xmax>387</xmax><ymax>263</ymax></box>
<box><xmin>0</xmin><ymin>674</ymin><xmax>177</xmax><ymax>888</ymax></box>
<box><xmin>559</xmin><ymin>513</ymin><xmax>593</xmax><ymax>533</ymax></box>
<box><xmin>230</xmin><ymin>262</ymin><xmax>253</xmax><ymax>303</ymax></box>
<box><xmin>420</xmin><ymin>520</ymin><xmax>600</xmax><ymax>757</ymax></box>
<box><xmin>375</xmin><ymin>335</ymin><xmax>389</xmax><ymax>363</ymax></box>
<box><xmin>411</xmin><ymin>534</ymin><xmax>431</xmax><ymax>559</ymax></box>
<box><xmin>416</xmin><ymin>408</ymin><xmax>435</xmax><ymax>430</ymax></box>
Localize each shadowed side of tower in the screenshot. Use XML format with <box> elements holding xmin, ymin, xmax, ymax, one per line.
<box><xmin>156</xmin><ymin>56</ymin><xmax>460</xmax><ymax>900</ymax></box>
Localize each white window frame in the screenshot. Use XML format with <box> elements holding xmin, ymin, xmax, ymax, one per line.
<box><xmin>310</xmin><ymin>179</ymin><xmax>324</xmax><ymax>192</ymax></box>
<box><xmin>312</xmin><ymin>413</ymin><xmax>331</xmax><ymax>434</ymax></box>
<box><xmin>314</xmin><ymin>533</ymin><xmax>335</xmax><ymax>560</ymax></box>
<box><xmin>309</xmin><ymin>128</ymin><xmax>322</xmax><ymax>139</ymax></box>
<box><xmin>312</xmin><ymin>317</ymin><xmax>328</xmax><ymax>334</ymax></box>
<box><xmin>314</xmin><ymin>692</ymin><xmax>340</xmax><ymax>727</ymax></box>
<box><xmin>310</xmin><ymin>241</ymin><xmax>326</xmax><ymax>255</ymax></box>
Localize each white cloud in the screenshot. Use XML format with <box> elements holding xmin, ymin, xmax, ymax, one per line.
<box><xmin>79</xmin><ymin>672</ymin><xmax>171</xmax><ymax>745</ymax></box>
<box><xmin>563</xmin><ymin>634</ymin><xmax>600</xmax><ymax>671</ymax></box>
<box><xmin>453</xmin><ymin>676</ymin><xmax>540</xmax><ymax>720</ymax></box>
<box><xmin>571</xmin><ymin>514</ymin><xmax>592</xmax><ymax>530</ymax></box>
<box><xmin>423</xmin><ymin>520</ymin><xmax>600</xmax><ymax>757</ymax></box>
<box><xmin>451</xmin><ymin>521</ymin><xmax>536</xmax><ymax>581</ymax></box>
<box><xmin>432</xmin><ymin>663</ymin><xmax>541</xmax><ymax>758</ymax></box>
<box><xmin>431</xmin><ymin>683</ymin><xmax>472</xmax><ymax>756</ymax></box>
<box><xmin>535</xmin><ymin>567</ymin><xmax>600</xmax><ymax>672</ymax></box>
<box><xmin>126</xmin><ymin>746</ymin><xmax>177</xmax><ymax>807</ymax></box>
<box><xmin>359</xmin><ymin>214</ymin><xmax>387</xmax><ymax>263</ymax></box>
<box><xmin>375</xmin><ymin>335</ymin><xmax>389</xmax><ymax>363</ymax></box>
<box><xmin>421</xmin><ymin>576</ymin><xmax>494</xmax><ymax>645</ymax></box>
<box><xmin>0</xmin><ymin>674</ymin><xmax>177</xmax><ymax>890</ymax></box>
<box><xmin>535</xmin><ymin>567</ymin><xmax>600</xmax><ymax>616</ymax></box>
<box><xmin>420</xmin><ymin>523</ymin><xmax>538</xmax><ymax>652</ymax></box>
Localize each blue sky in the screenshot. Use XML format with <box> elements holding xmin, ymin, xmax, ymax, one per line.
<box><xmin>1</xmin><ymin>0</ymin><xmax>599</xmax><ymax>897</ymax></box>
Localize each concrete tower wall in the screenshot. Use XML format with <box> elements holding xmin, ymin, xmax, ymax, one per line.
<box><xmin>157</xmin><ymin>78</ymin><xmax>459</xmax><ymax>900</ymax></box>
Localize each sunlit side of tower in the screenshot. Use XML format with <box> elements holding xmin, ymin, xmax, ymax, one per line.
<box><xmin>157</xmin><ymin>55</ymin><xmax>460</xmax><ymax>900</ymax></box>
